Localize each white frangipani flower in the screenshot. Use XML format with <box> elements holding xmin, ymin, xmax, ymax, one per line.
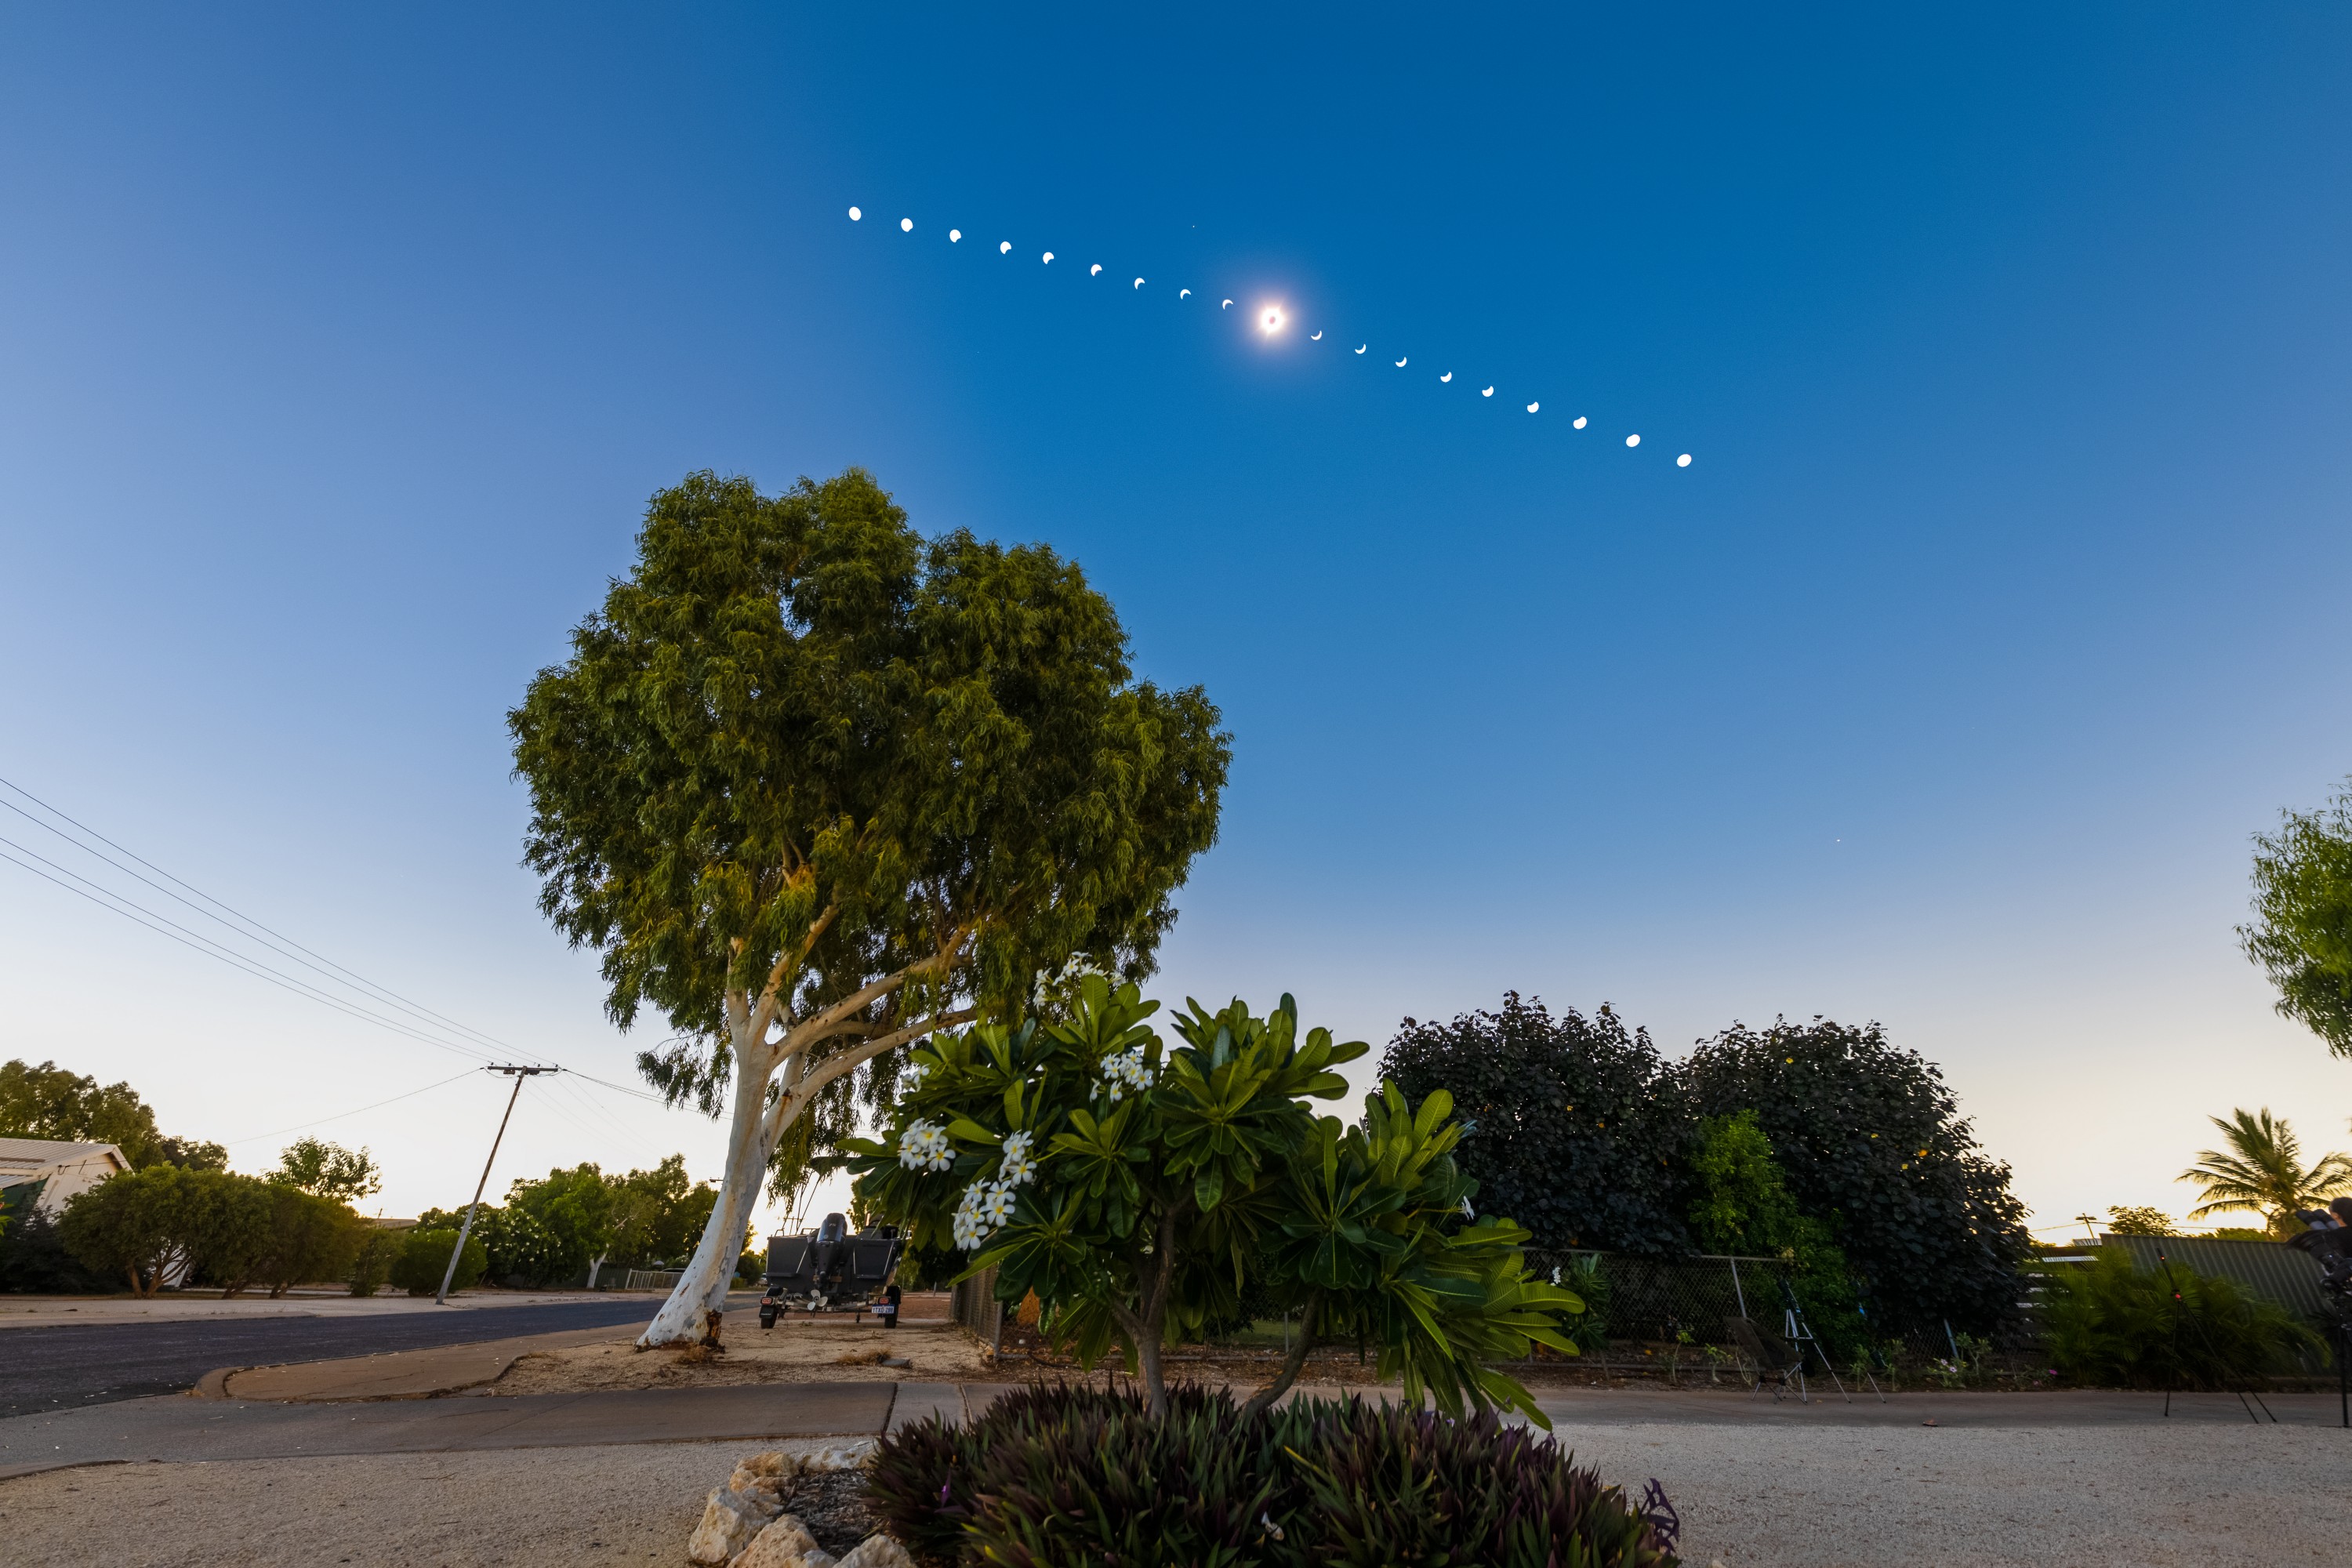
<box><xmin>898</xmin><ymin>1119</ymin><xmax>953</xmax><ymax>1174</ymax></box>
<box><xmin>999</xmin><ymin>1129</ymin><xmax>1038</xmax><ymax>1186</ymax></box>
<box><xmin>950</xmin><ymin>1187</ymin><xmax>987</xmax><ymax>1251</ymax></box>
<box><xmin>1098</xmin><ymin>1045</ymin><xmax>1156</xmax><ymax>1103</ymax></box>
<box><xmin>952</xmin><ymin>1179</ymin><xmax>1018</xmax><ymax>1250</ymax></box>
<box><xmin>899</xmin><ymin>1060</ymin><xmax>930</xmax><ymax>1093</ymax></box>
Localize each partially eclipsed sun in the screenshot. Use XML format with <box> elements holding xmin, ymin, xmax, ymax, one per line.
<box><xmin>1259</xmin><ymin>305</ymin><xmax>1286</xmax><ymax>336</ymax></box>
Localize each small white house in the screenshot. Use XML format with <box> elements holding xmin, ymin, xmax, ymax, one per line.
<box><xmin>0</xmin><ymin>1137</ymin><xmax>129</xmax><ymax>1217</ymax></box>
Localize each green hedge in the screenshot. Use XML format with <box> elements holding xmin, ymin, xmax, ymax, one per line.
<box><xmin>388</xmin><ymin>1228</ymin><xmax>487</xmax><ymax>1296</ymax></box>
<box><xmin>869</xmin><ymin>1381</ymin><xmax>1679</xmax><ymax>1568</ymax></box>
<box><xmin>2043</xmin><ymin>1247</ymin><xmax>2325</xmax><ymax>1388</ymax></box>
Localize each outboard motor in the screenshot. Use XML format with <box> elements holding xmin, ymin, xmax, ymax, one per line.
<box><xmin>810</xmin><ymin>1211</ymin><xmax>849</xmax><ymax>1282</ymax></box>
<box><xmin>757</xmin><ymin>1213</ymin><xmax>906</xmax><ymax>1325</ymax></box>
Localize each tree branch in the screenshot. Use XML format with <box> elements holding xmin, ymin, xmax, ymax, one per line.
<box><xmin>750</xmin><ymin>891</ymin><xmax>841</xmax><ymax>1040</ymax></box>
<box><xmin>758</xmin><ymin>1007</ymin><xmax>978</xmax><ymax>1144</ymax></box>
<box><xmin>795</xmin><ymin>1008</ymin><xmax>978</xmax><ymax>1104</ymax></box>
<box><xmin>1238</xmin><ymin>1290</ymin><xmax>1322</xmax><ymax>1422</ymax></box>
<box><xmin>775</xmin><ymin>926</ymin><xmax>976</xmax><ymax>1054</ymax></box>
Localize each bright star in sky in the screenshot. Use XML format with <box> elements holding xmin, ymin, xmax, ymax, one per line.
<box><xmin>1259</xmin><ymin>304</ymin><xmax>1286</xmax><ymax>336</ymax></box>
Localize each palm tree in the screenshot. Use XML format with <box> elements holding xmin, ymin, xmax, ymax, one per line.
<box><xmin>2178</xmin><ymin>1108</ymin><xmax>2352</xmax><ymax>1236</ymax></box>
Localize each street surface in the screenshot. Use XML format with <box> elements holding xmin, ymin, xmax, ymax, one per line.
<box><xmin>1</xmin><ymin>1295</ymin><xmax>672</xmax><ymax>1417</ymax></box>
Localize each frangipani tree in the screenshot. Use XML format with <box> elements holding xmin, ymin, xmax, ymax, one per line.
<box><xmin>842</xmin><ymin>978</ymin><xmax>1582</xmax><ymax>1421</ymax></box>
<box><xmin>510</xmin><ymin>470</ymin><xmax>1227</xmax><ymax>1345</ymax></box>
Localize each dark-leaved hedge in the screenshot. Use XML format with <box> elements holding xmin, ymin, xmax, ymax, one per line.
<box><xmin>1381</xmin><ymin>994</ymin><xmax>1690</xmax><ymax>1254</ymax></box>
<box><xmin>1680</xmin><ymin>1018</ymin><xmax>2031</xmax><ymax>1334</ymax></box>
<box><xmin>868</xmin><ymin>1381</ymin><xmax>1679</xmax><ymax>1568</ymax></box>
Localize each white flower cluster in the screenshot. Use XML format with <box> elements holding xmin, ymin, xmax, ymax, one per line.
<box><xmin>1098</xmin><ymin>1046</ymin><xmax>1156</xmax><ymax>1103</ymax></box>
<box><xmin>953</xmin><ymin>1178</ymin><xmax>1020</xmax><ymax>1250</ymax></box>
<box><xmin>898</xmin><ymin>1119</ymin><xmax>953</xmax><ymax>1173</ymax></box>
<box><xmin>998</xmin><ymin>1129</ymin><xmax>1037</xmax><ymax>1186</ymax></box>
<box><xmin>899</xmin><ymin>1059</ymin><xmax>930</xmax><ymax>1093</ymax></box>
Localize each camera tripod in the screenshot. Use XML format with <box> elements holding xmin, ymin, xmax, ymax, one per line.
<box><xmin>1775</xmin><ymin>1276</ymin><xmax>1886</xmax><ymax>1404</ymax></box>
<box><xmin>2153</xmin><ymin>1247</ymin><xmax>2278</xmax><ymax>1425</ymax></box>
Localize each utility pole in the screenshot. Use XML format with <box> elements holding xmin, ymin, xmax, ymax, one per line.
<box><xmin>438</xmin><ymin>1065</ymin><xmax>556</xmax><ymax>1305</ymax></box>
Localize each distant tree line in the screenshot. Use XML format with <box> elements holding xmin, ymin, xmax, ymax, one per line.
<box><xmin>2</xmin><ymin>1055</ymin><xmax>728</xmax><ymax>1298</ymax></box>
<box><xmin>414</xmin><ymin>1155</ymin><xmax>727</xmax><ymax>1290</ymax></box>
<box><xmin>1379</xmin><ymin>996</ymin><xmax>2033</xmax><ymax>1336</ymax></box>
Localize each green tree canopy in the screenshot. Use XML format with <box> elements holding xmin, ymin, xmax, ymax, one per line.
<box><xmin>2103</xmin><ymin>1205</ymin><xmax>2173</xmax><ymax>1236</ymax></box>
<box><xmin>0</xmin><ymin>1058</ymin><xmax>223</xmax><ymax>1170</ymax></box>
<box><xmin>1679</xmin><ymin>1017</ymin><xmax>2032</xmax><ymax>1335</ymax></box>
<box><xmin>2241</xmin><ymin>783</ymin><xmax>2352</xmax><ymax>1055</ymax></box>
<box><xmin>57</xmin><ymin>1165</ymin><xmax>256</xmax><ymax>1295</ymax></box>
<box><xmin>1379</xmin><ymin>995</ymin><xmax>1689</xmax><ymax>1254</ymax></box>
<box><xmin>1686</xmin><ymin>1109</ymin><xmax>1857</xmax><ymax>1345</ymax></box>
<box><xmin>272</xmin><ymin>1138</ymin><xmax>382</xmax><ymax>1203</ymax></box>
<box><xmin>510</xmin><ymin>468</ymin><xmax>1228</xmax><ymax>1344</ymax></box>
<box><xmin>2177</xmin><ymin>1107</ymin><xmax>2352</xmax><ymax>1236</ymax></box>
<box><xmin>212</xmin><ymin>1181</ymin><xmax>364</xmax><ymax>1298</ymax></box>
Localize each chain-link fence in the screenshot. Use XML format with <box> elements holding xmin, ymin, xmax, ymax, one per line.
<box><xmin>1519</xmin><ymin>1248</ymin><xmax>2049</xmax><ymax>1381</ymax></box>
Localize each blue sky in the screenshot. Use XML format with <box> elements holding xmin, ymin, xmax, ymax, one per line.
<box><xmin>2</xmin><ymin>5</ymin><xmax>2348</xmax><ymax>1238</ymax></box>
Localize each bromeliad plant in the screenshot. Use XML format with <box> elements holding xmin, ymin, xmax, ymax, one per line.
<box><xmin>840</xmin><ymin>975</ymin><xmax>1584</xmax><ymax>1421</ymax></box>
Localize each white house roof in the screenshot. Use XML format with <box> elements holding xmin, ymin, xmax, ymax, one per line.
<box><xmin>0</xmin><ymin>1137</ymin><xmax>129</xmax><ymax>1182</ymax></box>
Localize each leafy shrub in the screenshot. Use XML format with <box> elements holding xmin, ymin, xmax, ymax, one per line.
<box><xmin>2042</xmin><ymin>1247</ymin><xmax>2324</xmax><ymax>1388</ymax></box>
<box><xmin>387</xmin><ymin>1228</ymin><xmax>487</xmax><ymax>1295</ymax></box>
<box><xmin>212</xmin><ymin>1184</ymin><xmax>364</xmax><ymax>1298</ymax></box>
<box><xmin>0</xmin><ymin>1202</ymin><xmax>117</xmax><ymax>1293</ymax></box>
<box><xmin>1679</xmin><ymin>1018</ymin><xmax>2032</xmax><ymax>1335</ymax></box>
<box><xmin>868</xmin><ymin>1381</ymin><xmax>1677</xmax><ymax>1568</ymax></box>
<box><xmin>59</xmin><ymin>1165</ymin><xmax>260</xmax><ymax>1294</ymax></box>
<box><xmin>1295</xmin><ymin>1399</ymin><xmax>1677</xmax><ymax>1568</ymax></box>
<box><xmin>1550</xmin><ymin>1254</ymin><xmax>1613</xmax><ymax>1353</ymax></box>
<box><xmin>349</xmin><ymin>1227</ymin><xmax>399</xmax><ymax>1296</ymax></box>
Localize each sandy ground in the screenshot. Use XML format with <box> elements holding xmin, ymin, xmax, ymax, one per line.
<box><xmin>493</xmin><ymin>1317</ymin><xmax>994</xmax><ymax>1394</ymax></box>
<box><xmin>0</xmin><ymin>1418</ymin><xmax>2336</xmax><ymax>1566</ymax></box>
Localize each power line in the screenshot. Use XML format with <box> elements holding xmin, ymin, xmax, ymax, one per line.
<box><xmin>221</xmin><ymin>1070</ymin><xmax>482</xmax><ymax>1146</ymax></box>
<box><xmin>0</xmin><ymin>839</ymin><xmax>499</xmax><ymax>1064</ymax></box>
<box><xmin>0</xmin><ymin>776</ymin><xmax>526</xmax><ymax>1058</ymax></box>
<box><xmin>0</xmin><ymin>775</ymin><xmax>716</xmax><ymax>1117</ymax></box>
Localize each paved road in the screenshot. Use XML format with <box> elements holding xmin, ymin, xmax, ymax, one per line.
<box><xmin>0</xmin><ymin>1382</ymin><xmax>936</xmax><ymax>1478</ymax></box>
<box><xmin>1</xmin><ymin>1297</ymin><xmax>678</xmax><ymax>1417</ymax></box>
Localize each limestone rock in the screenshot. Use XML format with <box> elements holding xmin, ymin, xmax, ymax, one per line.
<box><xmin>837</xmin><ymin>1535</ymin><xmax>916</xmax><ymax>1568</ymax></box>
<box><xmin>727</xmin><ymin>1467</ymin><xmax>785</xmax><ymax>1510</ymax></box>
<box><xmin>727</xmin><ymin>1514</ymin><xmax>818</xmax><ymax>1568</ymax></box>
<box><xmin>688</xmin><ymin>1487</ymin><xmax>772</xmax><ymax>1566</ymax></box>
<box><xmin>800</xmin><ymin>1439</ymin><xmax>879</xmax><ymax>1473</ymax></box>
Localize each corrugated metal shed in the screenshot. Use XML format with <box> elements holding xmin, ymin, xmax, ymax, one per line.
<box><xmin>2108</xmin><ymin>1235</ymin><xmax>2328</xmax><ymax>1317</ymax></box>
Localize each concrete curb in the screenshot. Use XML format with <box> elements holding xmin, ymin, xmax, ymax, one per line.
<box><xmin>0</xmin><ymin>1458</ymin><xmax>135</xmax><ymax>1483</ymax></box>
<box><xmin>189</xmin><ymin>1367</ymin><xmax>249</xmax><ymax>1399</ymax></box>
<box><xmin>208</xmin><ymin>1324</ymin><xmax>641</xmax><ymax>1403</ymax></box>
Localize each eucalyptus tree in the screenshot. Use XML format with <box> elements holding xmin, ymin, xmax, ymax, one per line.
<box><xmin>510</xmin><ymin>469</ymin><xmax>1227</xmax><ymax>1345</ymax></box>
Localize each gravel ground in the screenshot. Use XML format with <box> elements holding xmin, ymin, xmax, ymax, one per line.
<box><xmin>2</xmin><ymin>1418</ymin><xmax>2336</xmax><ymax>1566</ymax></box>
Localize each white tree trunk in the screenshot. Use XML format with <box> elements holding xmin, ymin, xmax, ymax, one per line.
<box><xmin>639</xmin><ymin>1029</ymin><xmax>779</xmax><ymax>1346</ymax></box>
<box><xmin>632</xmin><ymin>942</ymin><xmax>967</xmax><ymax>1348</ymax></box>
